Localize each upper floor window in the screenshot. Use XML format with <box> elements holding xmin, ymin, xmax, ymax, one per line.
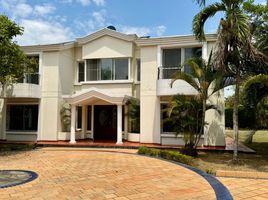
<box><xmin>18</xmin><ymin>55</ymin><xmax>39</xmax><ymax>84</ymax></box>
<box><xmin>136</xmin><ymin>59</ymin><xmax>141</xmax><ymax>82</ymax></box>
<box><xmin>160</xmin><ymin>47</ymin><xmax>202</xmax><ymax>79</ymax></box>
<box><xmin>85</xmin><ymin>58</ymin><xmax>129</xmax><ymax>82</ymax></box>
<box><xmin>78</xmin><ymin>62</ymin><xmax>85</xmax><ymax>82</ymax></box>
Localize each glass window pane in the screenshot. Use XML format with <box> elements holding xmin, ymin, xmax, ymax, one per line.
<box><xmin>86</xmin><ymin>59</ymin><xmax>98</xmax><ymax>81</ymax></box>
<box><xmin>161</xmin><ymin>104</ymin><xmax>175</xmax><ymax>133</ymax></box>
<box><xmin>162</xmin><ymin>49</ymin><xmax>181</xmax><ymax>79</ymax></box>
<box><xmin>78</xmin><ymin>62</ymin><xmax>85</xmax><ymax>82</ymax></box>
<box><xmin>163</xmin><ymin>49</ymin><xmax>181</xmax><ymax>67</ymax></box>
<box><xmin>115</xmin><ymin>58</ymin><xmax>128</xmax><ymax>80</ymax></box>
<box><xmin>24</xmin><ymin>105</ymin><xmax>38</xmax><ymax>130</ymax></box>
<box><xmin>7</xmin><ymin>105</ymin><xmax>38</xmax><ymax>131</ymax></box>
<box><xmin>100</xmin><ymin>59</ymin><xmax>113</xmax><ymax>80</ymax></box>
<box><xmin>137</xmin><ymin>59</ymin><xmax>141</xmax><ymax>81</ymax></box>
<box><xmin>77</xmin><ymin>106</ymin><xmax>82</xmax><ymax>129</ymax></box>
<box><xmin>184</xmin><ymin>47</ymin><xmax>202</xmax><ymax>75</ymax></box>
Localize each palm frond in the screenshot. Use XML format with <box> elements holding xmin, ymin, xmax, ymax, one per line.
<box><xmin>193</xmin><ymin>2</ymin><xmax>226</xmax><ymax>41</ymax></box>
<box><xmin>244</xmin><ymin>74</ymin><xmax>268</xmax><ymax>90</ymax></box>
<box><xmin>171</xmin><ymin>71</ymin><xmax>200</xmax><ymax>92</ymax></box>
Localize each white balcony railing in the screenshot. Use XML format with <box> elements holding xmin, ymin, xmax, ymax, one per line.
<box><xmin>157</xmin><ymin>66</ymin><xmax>198</xmax><ymax>96</ymax></box>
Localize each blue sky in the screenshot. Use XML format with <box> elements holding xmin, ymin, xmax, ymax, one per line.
<box><xmin>0</xmin><ymin>0</ymin><xmax>226</xmax><ymax>45</ymax></box>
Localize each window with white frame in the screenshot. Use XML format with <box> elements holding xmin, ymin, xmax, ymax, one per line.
<box><xmin>18</xmin><ymin>55</ymin><xmax>39</xmax><ymax>84</ymax></box>
<box><xmin>78</xmin><ymin>62</ymin><xmax>85</xmax><ymax>82</ymax></box>
<box><xmin>6</xmin><ymin>105</ymin><xmax>39</xmax><ymax>131</ymax></box>
<box><xmin>161</xmin><ymin>47</ymin><xmax>202</xmax><ymax>79</ymax></box>
<box><xmin>136</xmin><ymin>59</ymin><xmax>141</xmax><ymax>81</ymax></box>
<box><xmin>84</xmin><ymin>58</ymin><xmax>129</xmax><ymax>81</ymax></box>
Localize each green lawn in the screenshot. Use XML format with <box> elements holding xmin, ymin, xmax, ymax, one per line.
<box><xmin>225</xmin><ymin>130</ymin><xmax>268</xmax><ymax>143</ymax></box>
<box><xmin>193</xmin><ymin>130</ymin><xmax>268</xmax><ymax>173</ymax></box>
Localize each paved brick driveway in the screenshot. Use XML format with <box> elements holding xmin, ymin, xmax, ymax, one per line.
<box><xmin>0</xmin><ymin>148</ymin><xmax>216</xmax><ymax>200</ymax></box>
<box><xmin>1</xmin><ymin>147</ymin><xmax>267</xmax><ymax>200</ymax></box>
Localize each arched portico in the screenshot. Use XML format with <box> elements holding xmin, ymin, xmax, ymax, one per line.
<box><xmin>64</xmin><ymin>89</ymin><xmax>125</xmax><ymax>144</ymax></box>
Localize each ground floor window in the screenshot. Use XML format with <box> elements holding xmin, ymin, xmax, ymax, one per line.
<box><xmin>161</xmin><ymin>103</ymin><xmax>176</xmax><ymax>133</ymax></box>
<box><xmin>6</xmin><ymin>105</ymin><xmax>38</xmax><ymax>131</ymax></box>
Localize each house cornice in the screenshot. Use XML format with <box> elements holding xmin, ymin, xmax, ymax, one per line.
<box><xmin>21</xmin><ymin>42</ymin><xmax>76</xmax><ymax>53</ymax></box>
<box><xmin>135</xmin><ymin>34</ymin><xmax>217</xmax><ymax>47</ymax></box>
<box><xmin>76</xmin><ymin>28</ymin><xmax>137</xmax><ymax>45</ymax></box>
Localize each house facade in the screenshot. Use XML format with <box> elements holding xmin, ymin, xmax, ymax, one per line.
<box><xmin>0</xmin><ymin>28</ymin><xmax>225</xmax><ymax>146</ymax></box>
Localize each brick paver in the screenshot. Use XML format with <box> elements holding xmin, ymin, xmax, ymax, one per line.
<box><xmin>218</xmin><ymin>177</ymin><xmax>268</xmax><ymax>200</ymax></box>
<box><xmin>0</xmin><ymin>148</ymin><xmax>215</xmax><ymax>200</ymax></box>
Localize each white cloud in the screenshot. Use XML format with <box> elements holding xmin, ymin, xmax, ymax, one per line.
<box><xmin>15</xmin><ymin>19</ymin><xmax>74</xmax><ymax>45</ymax></box>
<box><xmin>92</xmin><ymin>10</ymin><xmax>106</xmax><ymax>26</ymax></box>
<box><xmin>77</xmin><ymin>0</ymin><xmax>91</xmax><ymax>6</ymax></box>
<box><xmin>155</xmin><ymin>25</ymin><xmax>166</xmax><ymax>36</ymax></box>
<box><xmin>13</xmin><ymin>3</ymin><xmax>33</xmax><ymax>18</ymax></box>
<box><xmin>34</xmin><ymin>4</ymin><xmax>56</xmax><ymax>16</ymax></box>
<box><xmin>92</xmin><ymin>0</ymin><xmax>105</xmax><ymax>6</ymax></box>
<box><xmin>59</xmin><ymin>0</ymin><xmax>105</xmax><ymax>6</ymax></box>
<box><xmin>120</xmin><ymin>26</ymin><xmax>151</xmax><ymax>36</ymax></box>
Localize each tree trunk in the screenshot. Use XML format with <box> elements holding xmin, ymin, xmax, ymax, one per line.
<box><xmin>194</xmin><ymin>98</ymin><xmax>206</xmax><ymax>149</ymax></box>
<box><xmin>0</xmin><ymin>84</ymin><xmax>7</xmax><ymax>140</ymax></box>
<box><xmin>233</xmin><ymin>81</ymin><xmax>240</xmax><ymax>161</ymax></box>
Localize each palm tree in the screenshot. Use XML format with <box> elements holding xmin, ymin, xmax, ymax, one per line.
<box><xmin>192</xmin><ymin>0</ymin><xmax>257</xmax><ymax>160</ymax></box>
<box><xmin>242</xmin><ymin>74</ymin><xmax>268</xmax><ymax>143</ymax></box>
<box><xmin>170</xmin><ymin>54</ymin><xmax>229</xmax><ymax>153</ymax></box>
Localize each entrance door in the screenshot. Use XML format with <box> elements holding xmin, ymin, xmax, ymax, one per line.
<box><xmin>94</xmin><ymin>105</ymin><xmax>117</xmax><ymax>140</ymax></box>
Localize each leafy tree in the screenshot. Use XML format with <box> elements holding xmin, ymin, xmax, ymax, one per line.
<box><xmin>167</xmin><ymin>95</ymin><xmax>203</xmax><ymax>156</ymax></box>
<box><xmin>192</xmin><ymin>0</ymin><xmax>267</xmax><ymax>161</ymax></box>
<box><xmin>0</xmin><ymin>15</ymin><xmax>35</xmax><ymax>96</ymax></box>
<box><xmin>169</xmin><ymin>55</ymin><xmax>226</xmax><ymax>155</ymax></box>
<box><xmin>243</xmin><ymin>0</ymin><xmax>268</xmax><ymax>54</ymax></box>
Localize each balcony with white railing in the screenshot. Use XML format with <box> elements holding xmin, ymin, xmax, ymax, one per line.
<box><xmin>157</xmin><ymin>66</ymin><xmax>198</xmax><ymax>96</ymax></box>
<box><xmin>1</xmin><ymin>73</ymin><xmax>41</xmax><ymax>98</ymax></box>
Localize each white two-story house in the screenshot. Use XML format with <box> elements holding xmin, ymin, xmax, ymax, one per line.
<box><xmin>0</xmin><ymin>28</ymin><xmax>225</xmax><ymax>147</ymax></box>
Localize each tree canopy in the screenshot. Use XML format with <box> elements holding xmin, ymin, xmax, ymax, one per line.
<box><xmin>0</xmin><ymin>15</ymin><xmax>33</xmax><ymax>91</ymax></box>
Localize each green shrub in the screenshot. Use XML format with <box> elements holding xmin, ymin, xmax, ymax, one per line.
<box><xmin>138</xmin><ymin>147</ymin><xmax>193</xmax><ymax>165</ymax></box>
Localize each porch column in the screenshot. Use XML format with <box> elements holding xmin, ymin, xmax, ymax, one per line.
<box><xmin>82</xmin><ymin>105</ymin><xmax>87</xmax><ymax>139</ymax></box>
<box><xmin>116</xmin><ymin>104</ymin><xmax>123</xmax><ymax>144</ymax></box>
<box><xmin>70</xmin><ymin>104</ymin><xmax>76</xmax><ymax>144</ymax></box>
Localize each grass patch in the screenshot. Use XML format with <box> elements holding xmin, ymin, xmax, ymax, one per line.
<box><xmin>138</xmin><ymin>146</ymin><xmax>193</xmax><ymax>165</ymax></box>
<box><xmin>193</xmin><ymin>151</ymin><xmax>268</xmax><ymax>174</ymax></box>
<box><xmin>226</xmin><ymin>130</ymin><xmax>268</xmax><ymax>154</ymax></box>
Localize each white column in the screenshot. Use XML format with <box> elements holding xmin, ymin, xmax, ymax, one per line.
<box><xmin>91</xmin><ymin>105</ymin><xmax>94</xmax><ymax>140</ymax></box>
<box><xmin>124</xmin><ymin>106</ymin><xmax>128</xmax><ymax>140</ymax></box>
<box><xmin>81</xmin><ymin>105</ymin><xmax>87</xmax><ymax>139</ymax></box>
<box><xmin>116</xmin><ymin>104</ymin><xmax>123</xmax><ymax>144</ymax></box>
<box><xmin>70</xmin><ymin>105</ymin><xmax>76</xmax><ymax>144</ymax></box>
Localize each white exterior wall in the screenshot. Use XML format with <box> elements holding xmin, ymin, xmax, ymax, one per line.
<box><xmin>83</xmin><ymin>36</ymin><xmax>133</xmax><ymax>59</ymax></box>
<box><xmin>39</xmin><ymin>52</ymin><xmax>61</xmax><ymax>140</ymax></box>
<box><xmin>140</xmin><ymin>46</ymin><xmax>161</xmax><ymax>144</ymax></box>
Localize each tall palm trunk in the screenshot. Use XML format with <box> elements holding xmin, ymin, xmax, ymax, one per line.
<box><xmin>233</xmin><ymin>78</ymin><xmax>240</xmax><ymax>160</ymax></box>
<box><xmin>195</xmin><ymin>98</ymin><xmax>206</xmax><ymax>148</ymax></box>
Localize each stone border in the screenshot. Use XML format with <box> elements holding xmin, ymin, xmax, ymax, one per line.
<box><xmin>0</xmin><ymin>170</ymin><xmax>38</xmax><ymax>189</ymax></box>
<box><xmin>216</xmin><ymin>170</ymin><xmax>268</xmax><ymax>180</ymax></box>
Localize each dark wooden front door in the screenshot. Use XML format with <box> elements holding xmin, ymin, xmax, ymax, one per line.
<box><xmin>94</xmin><ymin>105</ymin><xmax>117</xmax><ymax>140</ymax></box>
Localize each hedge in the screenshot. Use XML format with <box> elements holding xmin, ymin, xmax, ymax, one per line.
<box><xmin>137</xmin><ymin>146</ymin><xmax>193</xmax><ymax>165</ymax></box>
